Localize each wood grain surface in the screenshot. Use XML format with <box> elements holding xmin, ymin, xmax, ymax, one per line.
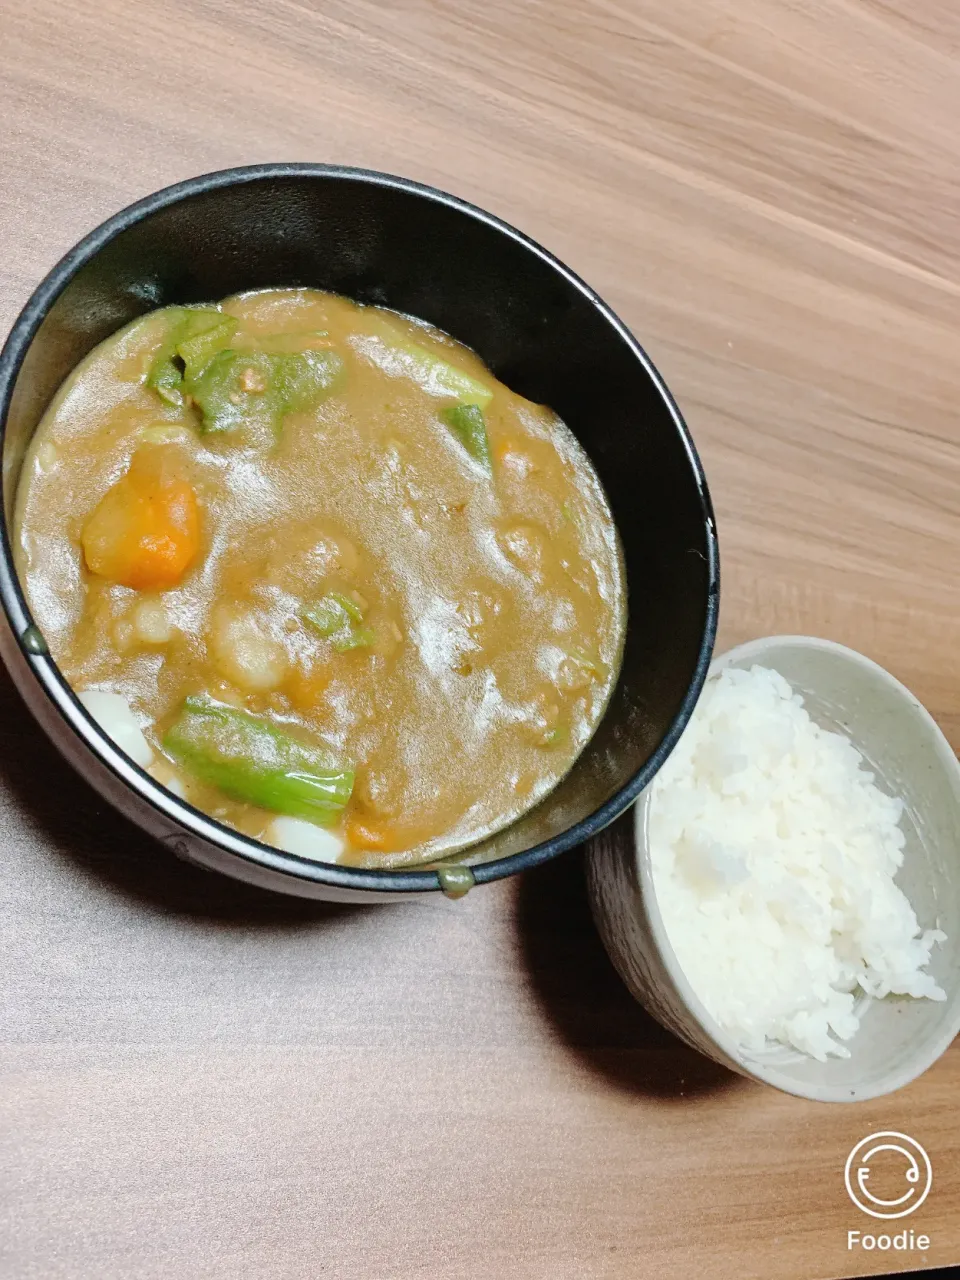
<box><xmin>1</xmin><ymin>2</ymin><xmax>958</xmax><ymax>1277</ymax></box>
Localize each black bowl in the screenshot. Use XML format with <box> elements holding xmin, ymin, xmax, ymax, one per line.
<box><xmin>0</xmin><ymin>164</ymin><xmax>718</xmax><ymax>901</ymax></box>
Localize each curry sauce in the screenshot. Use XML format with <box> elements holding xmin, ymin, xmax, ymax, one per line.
<box><xmin>15</xmin><ymin>289</ymin><xmax>625</xmax><ymax>867</ymax></box>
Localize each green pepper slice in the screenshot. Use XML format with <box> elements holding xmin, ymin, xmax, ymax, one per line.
<box><xmin>164</xmin><ymin>695</ymin><xmax>353</xmax><ymax>825</ymax></box>
<box><xmin>303</xmin><ymin>592</ymin><xmax>374</xmax><ymax>650</ymax></box>
<box><xmin>145</xmin><ymin>306</ymin><xmax>238</xmax><ymax>406</ymax></box>
<box><xmin>441</xmin><ymin>403</ymin><xmax>492</xmax><ymax>471</ymax></box>
<box><xmin>360</xmin><ymin>313</ymin><xmax>494</xmax><ymax>408</ymax></box>
<box><xmin>186</xmin><ymin>348</ymin><xmax>344</xmax><ymax>433</ymax></box>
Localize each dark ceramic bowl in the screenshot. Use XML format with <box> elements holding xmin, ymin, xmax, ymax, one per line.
<box><xmin>0</xmin><ymin>164</ymin><xmax>718</xmax><ymax>902</ymax></box>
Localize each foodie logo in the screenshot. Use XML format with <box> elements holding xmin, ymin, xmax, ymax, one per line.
<box><xmin>844</xmin><ymin>1132</ymin><xmax>932</xmax><ymax>1219</ymax></box>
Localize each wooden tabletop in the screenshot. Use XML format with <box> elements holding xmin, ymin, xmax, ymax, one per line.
<box><xmin>2</xmin><ymin>2</ymin><xmax>958</xmax><ymax>1277</ymax></box>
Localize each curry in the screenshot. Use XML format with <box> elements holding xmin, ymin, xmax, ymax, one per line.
<box><xmin>15</xmin><ymin>289</ymin><xmax>625</xmax><ymax>867</ymax></box>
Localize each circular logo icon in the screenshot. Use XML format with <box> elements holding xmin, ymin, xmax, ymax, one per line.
<box><xmin>844</xmin><ymin>1132</ymin><xmax>932</xmax><ymax>1219</ymax></box>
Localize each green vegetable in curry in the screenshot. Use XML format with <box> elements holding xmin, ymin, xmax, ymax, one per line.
<box><xmin>441</xmin><ymin>403</ymin><xmax>492</xmax><ymax>470</ymax></box>
<box><xmin>187</xmin><ymin>348</ymin><xmax>343</xmax><ymax>433</ymax></box>
<box><xmin>164</xmin><ymin>695</ymin><xmax>354</xmax><ymax>825</ymax></box>
<box><xmin>303</xmin><ymin>592</ymin><xmax>375</xmax><ymax>651</ymax></box>
<box><xmin>363</xmin><ymin>313</ymin><xmax>493</xmax><ymax>408</ymax></box>
<box><xmin>146</xmin><ymin>307</ymin><xmax>239</xmax><ymax>406</ymax></box>
<box><xmin>146</xmin><ymin>306</ymin><xmax>343</xmax><ymax>432</ymax></box>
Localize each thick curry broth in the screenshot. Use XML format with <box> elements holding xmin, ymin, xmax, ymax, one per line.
<box><xmin>15</xmin><ymin>289</ymin><xmax>625</xmax><ymax>867</ymax></box>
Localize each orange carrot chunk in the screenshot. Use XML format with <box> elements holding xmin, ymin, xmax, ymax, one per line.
<box><xmin>82</xmin><ymin>446</ymin><xmax>201</xmax><ymax>591</ymax></box>
<box><xmin>345</xmin><ymin>817</ymin><xmax>398</xmax><ymax>852</ymax></box>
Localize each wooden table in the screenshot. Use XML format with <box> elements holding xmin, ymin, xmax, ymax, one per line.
<box><xmin>1</xmin><ymin>2</ymin><xmax>958</xmax><ymax>1277</ymax></box>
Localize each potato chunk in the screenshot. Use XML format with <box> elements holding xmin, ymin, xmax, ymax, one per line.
<box><xmin>210</xmin><ymin>604</ymin><xmax>288</xmax><ymax>692</ymax></box>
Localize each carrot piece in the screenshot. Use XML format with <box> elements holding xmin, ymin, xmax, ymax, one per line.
<box><xmin>82</xmin><ymin>447</ymin><xmax>201</xmax><ymax>591</ymax></box>
<box><xmin>345</xmin><ymin>816</ymin><xmax>398</xmax><ymax>852</ymax></box>
<box><xmin>285</xmin><ymin>668</ymin><xmax>332</xmax><ymax>714</ymax></box>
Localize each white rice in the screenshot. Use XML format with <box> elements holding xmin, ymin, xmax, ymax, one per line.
<box><xmin>649</xmin><ymin>664</ymin><xmax>946</xmax><ymax>1061</ymax></box>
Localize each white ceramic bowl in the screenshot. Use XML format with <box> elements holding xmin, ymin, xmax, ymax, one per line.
<box><xmin>585</xmin><ymin>635</ymin><xmax>960</xmax><ymax>1102</ymax></box>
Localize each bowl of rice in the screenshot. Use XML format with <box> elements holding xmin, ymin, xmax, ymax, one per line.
<box><xmin>586</xmin><ymin>635</ymin><xmax>960</xmax><ymax>1102</ymax></box>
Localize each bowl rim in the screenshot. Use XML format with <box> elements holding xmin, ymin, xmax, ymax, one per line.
<box><xmin>0</xmin><ymin>162</ymin><xmax>719</xmax><ymax>894</ymax></box>
<box><xmin>635</xmin><ymin>633</ymin><xmax>960</xmax><ymax>1100</ymax></box>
